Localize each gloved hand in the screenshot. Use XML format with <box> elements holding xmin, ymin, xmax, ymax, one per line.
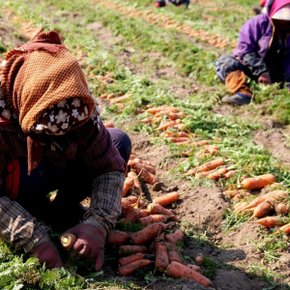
<box><xmin>30</xmin><ymin>239</ymin><xmax>63</xmax><ymax>268</ymax></box>
<box><xmin>64</xmin><ymin>222</ymin><xmax>107</xmax><ymax>271</ymax></box>
<box><xmin>258</xmin><ymin>73</ymin><xmax>271</xmax><ymax>85</ymax></box>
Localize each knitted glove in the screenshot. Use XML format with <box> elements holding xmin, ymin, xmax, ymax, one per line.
<box><xmin>64</xmin><ymin>222</ymin><xmax>107</xmax><ymax>271</ymax></box>
<box><xmin>30</xmin><ymin>238</ymin><xmax>63</xmax><ymax>268</ymax></box>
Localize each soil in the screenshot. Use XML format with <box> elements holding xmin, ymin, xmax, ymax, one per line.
<box><xmin>1</xmin><ymin>7</ymin><xmax>290</xmax><ymax>290</ymax></box>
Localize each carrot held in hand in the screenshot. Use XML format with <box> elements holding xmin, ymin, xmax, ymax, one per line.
<box><xmin>166</xmin><ymin>261</ymin><xmax>214</xmax><ymax>288</ymax></box>
<box><xmin>152</xmin><ymin>192</ymin><xmax>180</xmax><ymax>207</ymax></box>
<box><xmin>118</xmin><ymin>259</ymin><xmax>152</xmax><ymax>276</ymax></box>
<box><xmin>60</xmin><ymin>233</ymin><xmax>77</xmax><ymax>250</ymax></box>
<box><xmin>241</xmin><ymin>174</ymin><xmax>276</xmax><ymax>190</ymax></box>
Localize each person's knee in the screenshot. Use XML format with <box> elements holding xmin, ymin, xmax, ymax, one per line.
<box><xmin>108</xmin><ymin>128</ymin><xmax>132</xmax><ymax>163</ymax></box>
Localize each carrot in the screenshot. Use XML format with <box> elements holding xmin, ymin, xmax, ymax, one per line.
<box><xmin>249</xmin><ymin>199</ymin><xmax>274</xmax><ymax>219</ymax></box>
<box><xmin>223</xmin><ymin>170</ymin><xmax>236</xmax><ymax>179</ymax></box>
<box><xmin>127</xmin><ymin>171</ymin><xmax>141</xmax><ymax>189</ymax></box>
<box><xmin>131</xmin><ymin>159</ymin><xmax>156</xmax><ymax>175</ymax></box>
<box><xmin>255</xmin><ymin>216</ymin><xmax>288</xmax><ymax>228</ymax></box>
<box><xmin>118</xmin><ymin>245</ymin><xmax>147</xmax><ymax>256</ymax></box>
<box><xmin>223</xmin><ymin>189</ymin><xmax>241</xmax><ymax>199</ymax></box>
<box><xmin>109</xmin><ymin>94</ymin><xmax>129</xmax><ymax>104</ymax></box>
<box><xmin>207</xmin><ymin>167</ymin><xmax>227</xmax><ymax>180</ymax></box>
<box><xmin>119</xmin><ymin>253</ymin><xmax>145</xmax><ymax>266</ymax></box>
<box><xmin>118</xmin><ymin>259</ymin><xmax>152</xmax><ymax>276</ymax></box>
<box><xmin>60</xmin><ymin>233</ymin><xmax>77</xmax><ymax>250</ymax></box>
<box><xmin>166</xmin><ymin>261</ymin><xmax>214</xmax><ymax>288</ymax></box>
<box><xmin>130</xmin><ymin>222</ymin><xmax>168</xmax><ymax>245</ymax></box>
<box><xmin>168</xmin><ymin>112</ymin><xmax>185</xmax><ymax>120</ymax></box>
<box><xmin>167</xmin><ymin>137</ymin><xmax>191</xmax><ymax>143</ymax></box>
<box><xmin>165</xmin><ymin>229</ymin><xmax>184</xmax><ymax>244</ymax></box>
<box><xmin>122</xmin><ymin>177</ymin><xmax>134</xmax><ymax>197</ymax></box>
<box><xmin>139</xmin><ymin>214</ymin><xmax>171</xmax><ymax>225</ymax></box>
<box><xmin>235</xmin><ymin>190</ymin><xmax>287</xmax><ymax>213</ymax></box>
<box><xmin>155</xmin><ymin>242</ymin><xmax>169</xmax><ymax>272</ymax></box>
<box><xmin>120</xmin><ymin>208</ymin><xmax>142</xmax><ymax>224</ymax></box>
<box><xmin>138</xmin><ymin>208</ymin><xmax>151</xmax><ymax>217</ymax></box>
<box><xmin>121</xmin><ymin>196</ymin><xmax>138</xmax><ymax>208</ymax></box>
<box><xmin>147</xmin><ymin>203</ymin><xmax>174</xmax><ymax>216</ymax></box>
<box><xmin>152</xmin><ymin>192</ymin><xmax>180</xmax><ymax>207</ymax></box>
<box><xmin>186</xmin><ymin>264</ymin><xmax>201</xmax><ymax>273</ymax></box>
<box><xmin>193</xmin><ymin>140</ymin><xmax>209</xmax><ymax>147</ymax></box>
<box><xmin>241</xmin><ymin>174</ymin><xmax>276</xmax><ymax>190</ymax></box>
<box><xmin>157</xmin><ymin>120</ymin><xmax>181</xmax><ymax>131</ymax></box>
<box><xmin>275</xmin><ymin>202</ymin><xmax>289</xmax><ymax>215</ymax></box>
<box><xmin>197</xmin><ymin>158</ymin><xmax>225</xmax><ymax>173</ymax></box>
<box><xmin>107</xmin><ymin>230</ymin><xmax>130</xmax><ymax>245</ymax></box>
<box><xmin>195</xmin><ymin>255</ymin><xmax>204</xmax><ymax>265</ymax></box>
<box><xmin>166</xmin><ymin>242</ymin><xmax>183</xmax><ymax>263</ymax></box>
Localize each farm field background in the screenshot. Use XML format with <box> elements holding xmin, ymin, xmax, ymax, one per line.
<box><xmin>1</xmin><ymin>0</ymin><xmax>290</xmax><ymax>289</ymax></box>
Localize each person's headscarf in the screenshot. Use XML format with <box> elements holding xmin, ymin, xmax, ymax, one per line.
<box><xmin>0</xmin><ymin>30</ymin><xmax>96</xmax><ymax>174</ymax></box>
<box><xmin>267</xmin><ymin>0</ymin><xmax>290</xmax><ymax>19</ymax></box>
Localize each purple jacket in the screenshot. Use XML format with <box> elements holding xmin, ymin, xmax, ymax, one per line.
<box><xmin>233</xmin><ymin>0</ymin><xmax>290</xmax><ymax>82</ymax></box>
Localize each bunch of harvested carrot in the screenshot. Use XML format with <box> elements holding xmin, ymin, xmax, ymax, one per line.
<box><xmin>128</xmin><ymin>157</ymin><xmax>157</xmax><ymax>185</ymax></box>
<box><xmin>186</xmin><ymin>157</ymin><xmax>225</xmax><ymax>176</ymax></box>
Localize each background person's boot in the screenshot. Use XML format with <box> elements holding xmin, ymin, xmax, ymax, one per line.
<box><xmin>222</xmin><ymin>70</ymin><xmax>253</xmax><ymax>105</ymax></box>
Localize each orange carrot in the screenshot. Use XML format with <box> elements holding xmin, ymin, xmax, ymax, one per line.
<box><xmin>165</xmin><ymin>229</ymin><xmax>184</xmax><ymax>244</ymax></box>
<box><xmin>223</xmin><ymin>189</ymin><xmax>241</xmax><ymax>199</ymax></box>
<box><xmin>119</xmin><ymin>253</ymin><xmax>145</xmax><ymax>266</ymax></box>
<box><xmin>127</xmin><ymin>171</ymin><xmax>141</xmax><ymax>189</ymax></box>
<box><xmin>235</xmin><ymin>190</ymin><xmax>287</xmax><ymax>213</ymax></box>
<box><xmin>109</xmin><ymin>94</ymin><xmax>129</xmax><ymax>104</ymax></box>
<box><xmin>118</xmin><ymin>259</ymin><xmax>152</xmax><ymax>276</ymax></box>
<box><xmin>186</xmin><ymin>264</ymin><xmax>201</xmax><ymax>273</ymax></box>
<box><xmin>130</xmin><ymin>223</ymin><xmax>167</xmax><ymax>245</ymax></box>
<box><xmin>167</xmin><ymin>137</ymin><xmax>191</xmax><ymax>143</ymax></box>
<box><xmin>155</xmin><ymin>242</ymin><xmax>169</xmax><ymax>272</ymax></box>
<box><xmin>157</xmin><ymin>120</ymin><xmax>181</xmax><ymax>131</ymax></box>
<box><xmin>166</xmin><ymin>242</ymin><xmax>183</xmax><ymax>263</ymax></box>
<box><xmin>168</xmin><ymin>112</ymin><xmax>185</xmax><ymax>120</ymax></box>
<box><xmin>249</xmin><ymin>199</ymin><xmax>274</xmax><ymax>219</ymax></box>
<box><xmin>223</xmin><ymin>170</ymin><xmax>236</xmax><ymax>179</ymax></box>
<box><xmin>118</xmin><ymin>245</ymin><xmax>147</xmax><ymax>256</ymax></box>
<box><xmin>147</xmin><ymin>203</ymin><xmax>174</xmax><ymax>216</ymax></box>
<box><xmin>107</xmin><ymin>230</ymin><xmax>130</xmax><ymax>245</ymax></box>
<box><xmin>122</xmin><ymin>177</ymin><xmax>134</xmax><ymax>197</ymax></box>
<box><xmin>60</xmin><ymin>233</ymin><xmax>77</xmax><ymax>250</ymax></box>
<box><xmin>193</xmin><ymin>140</ymin><xmax>209</xmax><ymax>147</ymax></box>
<box><xmin>275</xmin><ymin>202</ymin><xmax>289</xmax><ymax>215</ymax></box>
<box><xmin>241</xmin><ymin>174</ymin><xmax>276</xmax><ymax>190</ymax></box>
<box><xmin>138</xmin><ymin>208</ymin><xmax>151</xmax><ymax>217</ymax></box>
<box><xmin>255</xmin><ymin>216</ymin><xmax>288</xmax><ymax>228</ymax></box>
<box><xmin>121</xmin><ymin>196</ymin><xmax>138</xmax><ymax>208</ymax></box>
<box><xmin>207</xmin><ymin>167</ymin><xmax>227</xmax><ymax>180</ymax></box>
<box><xmin>197</xmin><ymin>158</ymin><xmax>225</xmax><ymax>173</ymax></box>
<box><xmin>120</xmin><ymin>208</ymin><xmax>142</xmax><ymax>224</ymax></box>
<box><xmin>166</xmin><ymin>261</ymin><xmax>213</xmax><ymax>288</ymax></box>
<box><xmin>139</xmin><ymin>214</ymin><xmax>170</xmax><ymax>225</ymax></box>
<box><xmin>152</xmin><ymin>192</ymin><xmax>180</xmax><ymax>207</ymax></box>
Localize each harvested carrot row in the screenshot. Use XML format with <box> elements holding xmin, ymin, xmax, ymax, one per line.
<box><xmin>118</xmin><ymin>259</ymin><xmax>152</xmax><ymax>276</ymax></box>
<box><xmin>107</xmin><ymin>230</ymin><xmax>130</xmax><ymax>245</ymax></box>
<box><xmin>234</xmin><ymin>190</ymin><xmax>287</xmax><ymax>214</ymax></box>
<box><xmin>255</xmin><ymin>216</ymin><xmax>288</xmax><ymax>228</ymax></box>
<box><xmin>241</xmin><ymin>174</ymin><xmax>276</xmax><ymax>190</ymax></box>
<box><xmin>119</xmin><ymin>245</ymin><xmax>147</xmax><ymax>256</ymax></box>
<box><xmin>155</xmin><ymin>242</ymin><xmax>169</xmax><ymax>272</ymax></box>
<box><xmin>130</xmin><ymin>223</ymin><xmax>167</xmax><ymax>245</ymax></box>
<box><xmin>166</xmin><ymin>261</ymin><xmax>214</xmax><ymax>288</ymax></box>
<box><xmin>119</xmin><ymin>253</ymin><xmax>145</xmax><ymax>266</ymax></box>
<box><xmin>152</xmin><ymin>192</ymin><xmax>180</xmax><ymax>207</ymax></box>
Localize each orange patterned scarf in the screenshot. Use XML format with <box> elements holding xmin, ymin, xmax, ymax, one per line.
<box><xmin>1</xmin><ymin>31</ymin><xmax>96</xmax><ymax>174</ymax></box>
